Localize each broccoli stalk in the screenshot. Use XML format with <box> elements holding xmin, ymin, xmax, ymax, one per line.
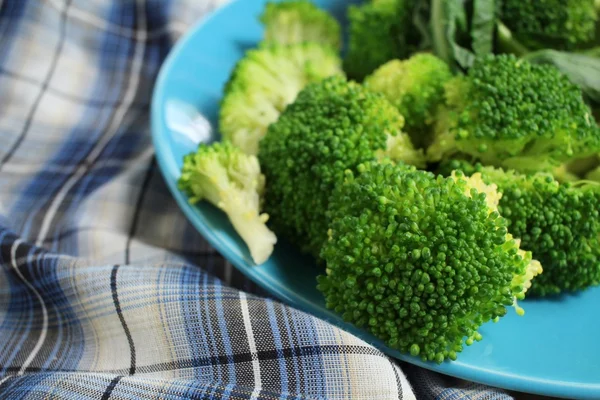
<box><xmin>495</xmin><ymin>21</ymin><xmax>531</xmax><ymax>57</ymax></box>
<box><xmin>318</xmin><ymin>161</ymin><xmax>541</xmax><ymax>363</ymax></box>
<box><xmin>553</xmin><ymin>154</ymin><xmax>600</xmax><ymax>182</ymax></box>
<box><xmin>178</xmin><ymin>141</ymin><xmax>277</xmax><ymax>265</ymax></box>
<box><xmin>588</xmin><ymin>165</ymin><xmax>600</xmax><ymax>182</ymax></box>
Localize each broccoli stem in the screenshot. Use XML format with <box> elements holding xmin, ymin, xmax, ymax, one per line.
<box><xmin>226</xmin><ymin>207</ymin><xmax>277</xmax><ymax>265</ymax></box>
<box><xmin>495</xmin><ymin>21</ymin><xmax>530</xmax><ymax>57</ymax></box>
<box><xmin>596</xmin><ymin>0</ymin><xmax>600</xmax><ymax>12</ymax></box>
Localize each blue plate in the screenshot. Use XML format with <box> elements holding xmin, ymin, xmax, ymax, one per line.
<box><xmin>151</xmin><ymin>1</ymin><xmax>600</xmax><ymax>398</ymax></box>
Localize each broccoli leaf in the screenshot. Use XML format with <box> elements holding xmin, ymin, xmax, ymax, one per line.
<box><xmin>430</xmin><ymin>0</ymin><xmax>496</xmax><ymax>70</ymax></box>
<box><xmin>470</xmin><ymin>0</ymin><xmax>496</xmax><ymax>55</ymax></box>
<box><xmin>431</xmin><ymin>0</ymin><xmax>475</xmax><ymax>70</ymax></box>
<box><xmin>524</xmin><ymin>50</ymin><xmax>600</xmax><ymax>103</ymax></box>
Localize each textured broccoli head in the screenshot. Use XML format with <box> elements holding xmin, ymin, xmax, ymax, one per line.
<box><xmin>440</xmin><ymin>159</ymin><xmax>600</xmax><ymax>296</ymax></box>
<box><xmin>427</xmin><ymin>54</ymin><xmax>600</xmax><ymax>173</ymax></box>
<box><xmin>344</xmin><ymin>0</ymin><xmax>415</xmax><ymax>81</ymax></box>
<box><xmin>364</xmin><ymin>54</ymin><xmax>453</xmax><ymax>148</ymax></box>
<box><xmin>260</xmin><ymin>0</ymin><xmax>342</xmax><ymax>50</ymax></box>
<box><xmin>501</xmin><ymin>0</ymin><xmax>598</xmax><ymax>50</ymax></box>
<box><xmin>219</xmin><ymin>43</ymin><xmax>343</xmax><ymax>155</ymax></box>
<box><xmin>258</xmin><ymin>76</ymin><xmax>425</xmax><ymax>258</ymax></box>
<box><xmin>318</xmin><ymin>161</ymin><xmax>541</xmax><ymax>363</ymax></box>
<box><xmin>178</xmin><ymin>141</ymin><xmax>277</xmax><ymax>265</ymax></box>
<box><xmin>475</xmin><ymin>165</ymin><xmax>600</xmax><ymax>296</ymax></box>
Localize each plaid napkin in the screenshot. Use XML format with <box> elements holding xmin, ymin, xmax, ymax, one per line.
<box><xmin>0</xmin><ymin>0</ymin><xmax>519</xmax><ymax>399</ymax></box>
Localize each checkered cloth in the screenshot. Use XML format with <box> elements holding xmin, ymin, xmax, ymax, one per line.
<box><xmin>0</xmin><ymin>0</ymin><xmax>518</xmax><ymax>399</ymax></box>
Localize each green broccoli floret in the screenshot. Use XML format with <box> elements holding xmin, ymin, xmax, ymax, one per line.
<box><xmin>364</xmin><ymin>53</ymin><xmax>453</xmax><ymax>148</ymax></box>
<box><xmin>258</xmin><ymin>76</ymin><xmax>425</xmax><ymax>258</ymax></box>
<box><xmin>427</xmin><ymin>54</ymin><xmax>599</xmax><ymax>173</ymax></box>
<box><xmin>484</xmin><ymin>168</ymin><xmax>600</xmax><ymax>296</ymax></box>
<box><xmin>219</xmin><ymin>43</ymin><xmax>343</xmax><ymax>155</ymax></box>
<box><xmin>499</xmin><ymin>0</ymin><xmax>598</xmax><ymax>51</ymax></box>
<box><xmin>318</xmin><ymin>161</ymin><xmax>542</xmax><ymax>363</ymax></box>
<box><xmin>344</xmin><ymin>0</ymin><xmax>415</xmax><ymax>81</ymax></box>
<box><xmin>440</xmin><ymin>160</ymin><xmax>600</xmax><ymax>296</ymax></box>
<box><xmin>260</xmin><ymin>0</ymin><xmax>342</xmax><ymax>50</ymax></box>
<box><xmin>178</xmin><ymin>141</ymin><xmax>277</xmax><ymax>265</ymax></box>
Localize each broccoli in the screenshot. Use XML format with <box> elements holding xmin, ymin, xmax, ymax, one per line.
<box><xmin>498</xmin><ymin>0</ymin><xmax>598</xmax><ymax>52</ymax></box>
<box><xmin>258</xmin><ymin>76</ymin><xmax>425</xmax><ymax>258</ymax></box>
<box><xmin>427</xmin><ymin>54</ymin><xmax>600</xmax><ymax>173</ymax></box>
<box><xmin>318</xmin><ymin>161</ymin><xmax>541</xmax><ymax>363</ymax></box>
<box><xmin>219</xmin><ymin>43</ymin><xmax>343</xmax><ymax>155</ymax></box>
<box><xmin>553</xmin><ymin>154</ymin><xmax>600</xmax><ymax>182</ymax></box>
<box><xmin>440</xmin><ymin>160</ymin><xmax>600</xmax><ymax>296</ymax></box>
<box><xmin>260</xmin><ymin>0</ymin><xmax>342</xmax><ymax>50</ymax></box>
<box><xmin>344</xmin><ymin>0</ymin><xmax>416</xmax><ymax>81</ymax></box>
<box><xmin>364</xmin><ymin>53</ymin><xmax>453</xmax><ymax>148</ymax></box>
<box><xmin>434</xmin><ymin>158</ymin><xmax>479</xmax><ymax>177</ymax></box>
<box><xmin>178</xmin><ymin>141</ymin><xmax>277</xmax><ymax>265</ymax></box>
<box><xmin>587</xmin><ymin>162</ymin><xmax>600</xmax><ymax>182</ymax></box>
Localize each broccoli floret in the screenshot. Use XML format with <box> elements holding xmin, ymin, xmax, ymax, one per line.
<box><xmin>178</xmin><ymin>141</ymin><xmax>277</xmax><ymax>265</ymax></box>
<box><xmin>344</xmin><ymin>0</ymin><xmax>415</xmax><ymax>81</ymax></box>
<box><xmin>483</xmin><ymin>167</ymin><xmax>600</xmax><ymax>296</ymax></box>
<box><xmin>441</xmin><ymin>160</ymin><xmax>600</xmax><ymax>296</ymax></box>
<box><xmin>364</xmin><ymin>54</ymin><xmax>453</xmax><ymax>148</ymax></box>
<box><xmin>219</xmin><ymin>43</ymin><xmax>343</xmax><ymax>155</ymax></box>
<box><xmin>260</xmin><ymin>0</ymin><xmax>342</xmax><ymax>50</ymax></box>
<box><xmin>318</xmin><ymin>161</ymin><xmax>541</xmax><ymax>363</ymax></box>
<box><xmin>427</xmin><ymin>54</ymin><xmax>599</xmax><ymax>173</ymax></box>
<box><xmin>258</xmin><ymin>76</ymin><xmax>425</xmax><ymax>258</ymax></box>
<box><xmin>499</xmin><ymin>0</ymin><xmax>598</xmax><ymax>51</ymax></box>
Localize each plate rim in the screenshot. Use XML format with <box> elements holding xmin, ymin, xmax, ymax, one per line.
<box><xmin>150</xmin><ymin>2</ymin><xmax>600</xmax><ymax>398</ymax></box>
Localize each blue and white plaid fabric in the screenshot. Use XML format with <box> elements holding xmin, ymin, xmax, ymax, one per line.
<box><xmin>0</xmin><ymin>1</ymin><xmax>523</xmax><ymax>399</ymax></box>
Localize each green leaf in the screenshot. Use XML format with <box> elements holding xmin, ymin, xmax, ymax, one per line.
<box><xmin>431</xmin><ymin>0</ymin><xmax>476</xmax><ymax>70</ymax></box>
<box><xmin>470</xmin><ymin>0</ymin><xmax>496</xmax><ymax>55</ymax></box>
<box><xmin>525</xmin><ymin>50</ymin><xmax>600</xmax><ymax>103</ymax></box>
